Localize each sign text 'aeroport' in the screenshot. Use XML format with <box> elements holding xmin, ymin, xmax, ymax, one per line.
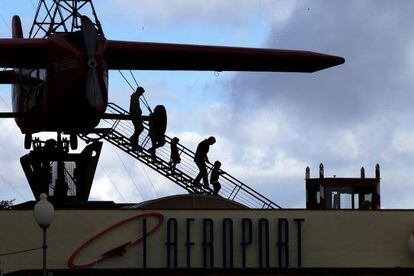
<box><xmin>68</xmin><ymin>212</ymin><xmax>305</xmax><ymax>269</ymax></box>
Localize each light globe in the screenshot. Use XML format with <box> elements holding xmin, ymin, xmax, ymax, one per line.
<box><xmin>33</xmin><ymin>193</ymin><xmax>54</xmax><ymax>228</ymax></box>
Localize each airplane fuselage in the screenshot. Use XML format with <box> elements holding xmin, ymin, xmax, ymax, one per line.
<box><xmin>12</xmin><ymin>31</ymin><xmax>108</xmax><ymax>134</ymax></box>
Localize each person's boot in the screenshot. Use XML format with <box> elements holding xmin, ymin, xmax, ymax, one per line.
<box><xmin>149</xmin><ymin>147</ymin><xmax>157</xmax><ymax>162</ymax></box>
<box><xmin>129</xmin><ymin>136</ymin><xmax>138</xmax><ymax>151</ymax></box>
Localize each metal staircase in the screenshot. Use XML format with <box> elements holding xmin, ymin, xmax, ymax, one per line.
<box><xmin>79</xmin><ymin>103</ymin><xmax>281</xmax><ymax>209</ymax></box>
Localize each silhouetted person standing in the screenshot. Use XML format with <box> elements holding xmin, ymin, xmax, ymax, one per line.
<box><xmin>210</xmin><ymin>160</ymin><xmax>226</xmax><ymax>195</ymax></box>
<box><xmin>129</xmin><ymin>87</ymin><xmax>145</xmax><ymax>151</ymax></box>
<box><xmin>148</xmin><ymin>109</ymin><xmax>166</xmax><ymax>160</ymax></box>
<box><xmin>193</xmin><ymin>136</ymin><xmax>216</xmax><ymax>189</ymax></box>
<box><xmin>170</xmin><ymin>137</ymin><xmax>181</xmax><ymax>172</ymax></box>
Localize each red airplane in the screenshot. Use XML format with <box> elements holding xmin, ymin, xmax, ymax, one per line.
<box><xmin>0</xmin><ymin>15</ymin><xmax>344</xmax><ymax>148</ymax></box>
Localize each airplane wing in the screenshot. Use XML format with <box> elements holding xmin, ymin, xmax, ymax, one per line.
<box><xmin>0</xmin><ymin>38</ymin><xmax>345</xmax><ymax>72</ymax></box>
<box><xmin>0</xmin><ymin>39</ymin><xmax>48</xmax><ymax>68</ymax></box>
<box><xmin>105</xmin><ymin>41</ymin><xmax>345</xmax><ymax>72</ymax></box>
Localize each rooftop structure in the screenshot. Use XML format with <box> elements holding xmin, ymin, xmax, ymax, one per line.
<box><xmin>305</xmin><ymin>164</ymin><xmax>380</xmax><ymax>210</ymax></box>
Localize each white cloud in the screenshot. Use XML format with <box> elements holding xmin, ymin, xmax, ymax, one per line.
<box><xmin>392</xmin><ymin>131</ymin><xmax>414</xmax><ymax>154</ymax></box>
<box><xmin>330</xmin><ymin>130</ymin><xmax>361</xmax><ymax>160</ymax></box>
<box><xmin>107</xmin><ymin>0</ymin><xmax>299</xmax><ymax>28</ymax></box>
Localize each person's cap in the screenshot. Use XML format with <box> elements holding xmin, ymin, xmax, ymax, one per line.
<box><xmin>136</xmin><ymin>86</ymin><xmax>145</xmax><ymax>93</ymax></box>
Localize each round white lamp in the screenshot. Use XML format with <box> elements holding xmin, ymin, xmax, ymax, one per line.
<box><xmin>33</xmin><ymin>193</ymin><xmax>54</xmax><ymax>276</ymax></box>
<box><xmin>34</xmin><ymin>193</ymin><xmax>54</xmax><ymax>228</ymax></box>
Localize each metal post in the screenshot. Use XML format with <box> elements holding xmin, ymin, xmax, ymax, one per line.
<box><xmin>42</xmin><ymin>227</ymin><xmax>47</xmax><ymax>276</ymax></box>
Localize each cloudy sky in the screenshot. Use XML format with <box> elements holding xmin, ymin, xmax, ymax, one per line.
<box><xmin>1</xmin><ymin>0</ymin><xmax>414</xmax><ymax>208</ymax></box>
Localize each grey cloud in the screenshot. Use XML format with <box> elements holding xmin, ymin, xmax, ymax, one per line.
<box><xmin>229</xmin><ymin>1</ymin><xmax>414</xmax><ymax>125</ymax></box>
<box><xmin>106</xmin><ymin>0</ymin><xmax>297</xmax><ymax>28</ymax></box>
<box><xmin>217</xmin><ymin>1</ymin><xmax>414</xmax><ymax>207</ymax></box>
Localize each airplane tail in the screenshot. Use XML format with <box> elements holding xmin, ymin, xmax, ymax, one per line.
<box><xmin>0</xmin><ymin>16</ymin><xmax>24</xmax><ymax>84</ymax></box>
<box><xmin>12</xmin><ymin>16</ymin><xmax>23</xmax><ymax>39</ymax></box>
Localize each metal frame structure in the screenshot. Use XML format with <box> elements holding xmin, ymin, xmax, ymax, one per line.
<box><xmin>29</xmin><ymin>0</ymin><xmax>103</xmax><ymax>39</ymax></box>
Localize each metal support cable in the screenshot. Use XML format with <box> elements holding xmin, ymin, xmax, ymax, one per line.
<box><xmin>138</xmin><ymin>162</ymin><xmax>159</xmax><ymax>198</ymax></box>
<box><xmin>0</xmin><ymin>174</ymin><xmax>28</xmax><ymax>201</ymax></box>
<box><xmin>129</xmin><ymin>70</ymin><xmax>139</xmax><ymax>87</ymax></box>
<box><xmin>127</xmin><ymin>70</ymin><xmax>151</xmax><ymax>111</ymax></box>
<box><xmin>0</xmin><ymin>247</ymin><xmax>41</xmax><ymax>257</ymax></box>
<box><xmin>118</xmin><ymin>70</ymin><xmax>152</xmax><ymax>112</ymax></box>
<box><xmin>118</xmin><ymin>70</ymin><xmax>135</xmax><ymax>92</ymax></box>
<box><xmin>30</xmin><ymin>0</ymin><xmax>37</xmax><ymax>8</ymax></box>
<box><xmin>112</xmin><ymin>147</ymin><xmax>144</xmax><ymax>202</ymax></box>
<box><xmin>140</xmin><ymin>95</ymin><xmax>152</xmax><ymax>113</ymax></box>
<box><xmin>98</xmin><ymin>164</ymin><xmax>127</xmax><ymax>202</ymax></box>
<box><xmin>0</xmin><ymin>95</ymin><xmax>11</xmax><ymax>109</ymax></box>
<box><xmin>0</xmin><ymin>14</ymin><xmax>10</xmax><ymax>32</ymax></box>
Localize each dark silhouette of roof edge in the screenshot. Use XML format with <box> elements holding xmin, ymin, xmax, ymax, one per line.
<box><xmin>11</xmin><ymin>194</ymin><xmax>248</xmax><ymax>210</ymax></box>
<box><xmin>125</xmin><ymin>194</ymin><xmax>248</xmax><ymax>210</ymax></box>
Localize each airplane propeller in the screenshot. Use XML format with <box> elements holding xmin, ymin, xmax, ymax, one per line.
<box><xmin>81</xmin><ymin>16</ymin><xmax>104</xmax><ymax>109</ymax></box>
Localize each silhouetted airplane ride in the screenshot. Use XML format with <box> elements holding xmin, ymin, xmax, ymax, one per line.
<box><xmin>0</xmin><ymin>15</ymin><xmax>344</xmax><ymax>146</ymax></box>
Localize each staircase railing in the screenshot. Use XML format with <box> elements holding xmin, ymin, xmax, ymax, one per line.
<box><xmin>79</xmin><ymin>102</ymin><xmax>281</xmax><ymax>209</ymax></box>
